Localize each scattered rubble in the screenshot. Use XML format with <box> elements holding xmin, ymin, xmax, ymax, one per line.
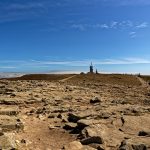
<box><xmin>0</xmin><ymin>74</ymin><xmax>150</xmax><ymax>149</ymax></box>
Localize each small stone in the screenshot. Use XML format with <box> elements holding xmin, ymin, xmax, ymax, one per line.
<box><xmin>90</xmin><ymin>97</ymin><xmax>101</xmax><ymax>104</ymax></box>
<box><xmin>0</xmin><ymin>132</ymin><xmax>4</xmax><ymax>136</ymax></box>
<box><xmin>138</xmin><ymin>131</ymin><xmax>150</xmax><ymax>137</ymax></box>
<box><xmin>98</xmin><ymin>112</ymin><xmax>111</xmax><ymax>119</ymax></box>
<box><xmin>48</xmin><ymin>125</ymin><xmax>57</xmax><ymax>130</ymax></box>
<box><xmin>0</xmin><ymin>128</ymin><xmax>4</xmax><ymax>136</ymax></box>
<box><xmin>21</xmin><ymin>139</ymin><xmax>26</xmax><ymax>144</ymax></box>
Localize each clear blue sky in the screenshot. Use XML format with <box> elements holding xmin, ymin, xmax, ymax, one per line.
<box><xmin>0</xmin><ymin>0</ymin><xmax>150</xmax><ymax>74</ymax></box>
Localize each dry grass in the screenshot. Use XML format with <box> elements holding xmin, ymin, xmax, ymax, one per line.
<box><xmin>7</xmin><ymin>74</ymin><xmax>75</xmax><ymax>81</ymax></box>
<box><xmin>5</xmin><ymin>73</ymin><xmax>142</xmax><ymax>87</ymax></box>
<box><xmin>140</xmin><ymin>75</ymin><xmax>150</xmax><ymax>83</ymax></box>
<box><xmin>65</xmin><ymin>74</ymin><xmax>141</xmax><ymax>86</ymax></box>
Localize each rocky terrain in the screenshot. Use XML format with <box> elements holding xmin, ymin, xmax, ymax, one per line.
<box><xmin>0</xmin><ymin>74</ymin><xmax>150</xmax><ymax>150</ymax></box>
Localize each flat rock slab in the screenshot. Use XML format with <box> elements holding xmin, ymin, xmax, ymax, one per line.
<box><xmin>63</xmin><ymin>141</ymin><xmax>83</xmax><ymax>150</ymax></box>
<box><xmin>0</xmin><ymin>133</ymin><xmax>16</xmax><ymax>150</ymax></box>
<box><xmin>63</xmin><ymin>141</ymin><xmax>97</xmax><ymax>150</ymax></box>
<box><xmin>81</xmin><ymin>124</ymin><xmax>125</xmax><ymax>148</ymax></box>
<box><xmin>63</xmin><ymin>123</ymin><xmax>78</xmax><ymax>130</ymax></box>
<box><xmin>0</xmin><ymin>105</ymin><xmax>19</xmax><ymax>116</ymax></box>
<box><xmin>68</xmin><ymin>110</ymin><xmax>97</xmax><ymax>123</ymax></box>
<box><xmin>0</xmin><ymin>115</ymin><xmax>23</xmax><ymax>132</ymax></box>
<box><xmin>119</xmin><ymin>115</ymin><xmax>150</xmax><ymax>135</ymax></box>
<box><xmin>0</xmin><ymin>99</ymin><xmax>20</xmax><ymax>105</ymax></box>
<box><xmin>77</xmin><ymin>119</ymin><xmax>101</xmax><ymax>129</ymax></box>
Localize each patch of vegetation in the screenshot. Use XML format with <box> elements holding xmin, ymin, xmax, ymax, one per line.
<box><xmin>6</xmin><ymin>74</ymin><xmax>75</xmax><ymax>81</ymax></box>
<box><xmin>140</xmin><ymin>75</ymin><xmax>150</xmax><ymax>84</ymax></box>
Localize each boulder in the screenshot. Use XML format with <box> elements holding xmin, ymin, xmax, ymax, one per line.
<box><xmin>118</xmin><ymin>115</ymin><xmax>150</xmax><ymax>135</ymax></box>
<box><xmin>64</xmin><ymin>119</ymin><xmax>97</xmax><ymax>134</ymax></box>
<box><xmin>68</xmin><ymin>110</ymin><xmax>97</xmax><ymax>123</ymax></box>
<box><xmin>80</xmin><ymin>125</ymin><xmax>104</xmax><ymax>145</ymax></box>
<box><xmin>63</xmin><ymin>123</ymin><xmax>77</xmax><ymax>130</ymax></box>
<box><xmin>68</xmin><ymin>113</ymin><xmax>81</xmax><ymax>123</ymax></box>
<box><xmin>77</xmin><ymin>119</ymin><xmax>100</xmax><ymax>129</ymax></box>
<box><xmin>118</xmin><ymin>140</ymin><xmax>132</xmax><ymax>150</ymax></box>
<box><xmin>118</xmin><ymin>140</ymin><xmax>148</xmax><ymax>150</ymax></box>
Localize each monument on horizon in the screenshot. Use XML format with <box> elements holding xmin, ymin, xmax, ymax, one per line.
<box><xmin>90</xmin><ymin>62</ymin><xmax>94</xmax><ymax>73</ymax></box>
<box><xmin>89</xmin><ymin>62</ymin><xmax>99</xmax><ymax>74</ymax></box>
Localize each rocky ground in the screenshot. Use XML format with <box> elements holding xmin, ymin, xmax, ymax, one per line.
<box><xmin>0</xmin><ymin>74</ymin><xmax>150</xmax><ymax>150</ymax></box>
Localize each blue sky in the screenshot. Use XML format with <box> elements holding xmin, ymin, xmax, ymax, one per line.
<box><xmin>0</xmin><ymin>0</ymin><xmax>150</xmax><ymax>74</ymax></box>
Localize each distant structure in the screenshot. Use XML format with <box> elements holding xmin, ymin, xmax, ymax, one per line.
<box><xmin>87</xmin><ymin>62</ymin><xmax>99</xmax><ymax>74</ymax></box>
<box><xmin>96</xmin><ymin>69</ymin><xmax>98</xmax><ymax>74</ymax></box>
<box><xmin>90</xmin><ymin>62</ymin><xmax>94</xmax><ymax>73</ymax></box>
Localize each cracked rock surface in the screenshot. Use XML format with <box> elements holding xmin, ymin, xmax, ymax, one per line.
<box><xmin>0</xmin><ymin>74</ymin><xmax>150</xmax><ymax>150</ymax></box>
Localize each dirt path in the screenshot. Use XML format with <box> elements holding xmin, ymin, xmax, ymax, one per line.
<box><xmin>16</xmin><ymin>106</ymin><xmax>76</xmax><ymax>150</ymax></box>
<box><xmin>136</xmin><ymin>76</ymin><xmax>148</xmax><ymax>88</ymax></box>
<box><xmin>59</xmin><ymin>75</ymin><xmax>77</xmax><ymax>82</ymax></box>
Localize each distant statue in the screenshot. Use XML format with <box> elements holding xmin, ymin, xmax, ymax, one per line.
<box><xmin>90</xmin><ymin>62</ymin><xmax>94</xmax><ymax>73</ymax></box>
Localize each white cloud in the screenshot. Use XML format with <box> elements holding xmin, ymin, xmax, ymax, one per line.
<box><xmin>100</xmin><ymin>58</ymin><xmax>150</xmax><ymax>65</ymax></box>
<box><xmin>110</xmin><ymin>21</ymin><xmax>118</xmax><ymax>28</ymax></box>
<box><xmin>1</xmin><ymin>58</ymin><xmax>150</xmax><ymax>75</ymax></box>
<box><xmin>1</xmin><ymin>58</ymin><xmax>150</xmax><ymax>69</ymax></box>
<box><xmin>4</xmin><ymin>3</ymin><xmax>44</xmax><ymax>10</ymax></box>
<box><xmin>129</xmin><ymin>31</ymin><xmax>136</xmax><ymax>38</ymax></box>
<box><xmin>0</xmin><ymin>66</ymin><xmax>17</xmax><ymax>69</ymax></box>
<box><xmin>118</xmin><ymin>0</ymin><xmax>150</xmax><ymax>6</ymax></box>
<box><xmin>71</xmin><ymin>24</ymin><xmax>86</xmax><ymax>31</ymax></box>
<box><xmin>100</xmin><ymin>24</ymin><xmax>109</xmax><ymax>29</ymax></box>
<box><xmin>70</xmin><ymin>21</ymin><xmax>149</xmax><ymax>38</ymax></box>
<box><xmin>101</xmin><ymin>0</ymin><xmax>150</xmax><ymax>6</ymax></box>
<box><xmin>70</xmin><ymin>21</ymin><xmax>149</xmax><ymax>31</ymax></box>
<box><xmin>136</xmin><ymin>22</ymin><xmax>148</xmax><ymax>29</ymax></box>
